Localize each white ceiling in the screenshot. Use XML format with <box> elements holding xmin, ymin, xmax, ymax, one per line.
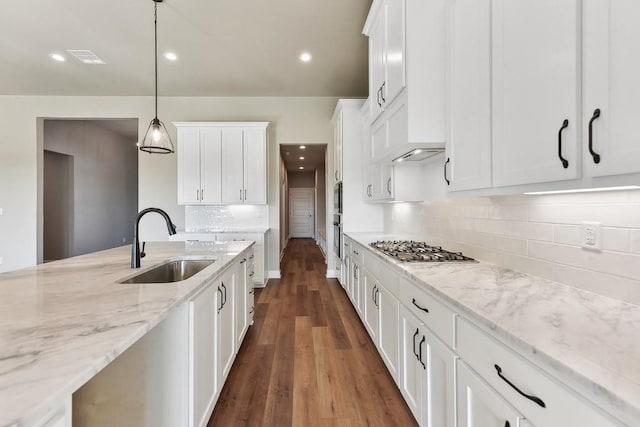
<box><xmin>281</xmin><ymin>144</ymin><xmax>326</xmax><ymax>172</ymax></box>
<box><xmin>0</xmin><ymin>0</ymin><xmax>372</xmax><ymax>96</ymax></box>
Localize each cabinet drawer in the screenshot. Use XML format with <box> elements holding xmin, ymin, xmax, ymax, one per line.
<box><xmin>398</xmin><ymin>277</ymin><xmax>455</xmax><ymax>348</ymax></box>
<box><xmin>364</xmin><ymin>251</ymin><xmax>398</xmax><ymax>296</ymax></box>
<box><xmin>217</xmin><ymin>233</ymin><xmax>263</xmax><ymax>244</ymax></box>
<box><xmin>457</xmin><ymin>317</ymin><xmax>621</xmax><ymax>427</ymax></box>
<box><xmin>350</xmin><ymin>242</ymin><xmax>365</xmax><ymax>264</ymax></box>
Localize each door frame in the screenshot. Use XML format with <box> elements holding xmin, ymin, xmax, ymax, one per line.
<box><xmin>288</xmin><ymin>188</ymin><xmax>315</xmax><ymax>238</ymax></box>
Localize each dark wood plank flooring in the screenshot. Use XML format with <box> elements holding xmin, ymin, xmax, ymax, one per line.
<box><xmin>208</xmin><ymin>238</ymin><xmax>417</xmax><ymax>427</ymax></box>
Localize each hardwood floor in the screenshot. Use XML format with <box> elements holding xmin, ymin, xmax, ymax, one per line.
<box><xmin>208</xmin><ymin>239</ymin><xmax>417</xmax><ymax>427</ymax></box>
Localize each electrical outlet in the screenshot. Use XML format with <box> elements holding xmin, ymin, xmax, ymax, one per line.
<box><xmin>122</xmin><ymin>237</ymin><xmax>127</xmax><ymax>243</ymax></box>
<box><xmin>581</xmin><ymin>221</ymin><xmax>602</xmax><ymax>250</ymax></box>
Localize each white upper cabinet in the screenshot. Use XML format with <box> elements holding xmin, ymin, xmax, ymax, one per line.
<box><xmin>333</xmin><ymin>108</ymin><xmax>344</xmax><ymax>183</ymax></box>
<box><xmin>384</xmin><ymin>0</ymin><xmax>406</xmax><ymax>107</ymax></box>
<box><xmin>177</xmin><ymin>127</ymin><xmax>222</xmax><ymax>205</ymax></box>
<box><xmin>177</xmin><ymin>122</ymin><xmax>268</xmax><ymax>206</ymax></box>
<box><xmin>491</xmin><ymin>0</ymin><xmax>580</xmax><ymax>187</ymax></box>
<box><xmin>583</xmin><ymin>0</ymin><xmax>640</xmax><ymax>178</ymax></box>
<box><xmin>446</xmin><ymin>0</ymin><xmax>492</xmax><ymax>192</ymax></box>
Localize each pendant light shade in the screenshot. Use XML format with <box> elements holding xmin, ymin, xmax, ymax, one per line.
<box><xmin>140</xmin><ymin>0</ymin><xmax>174</xmax><ymax>154</ymax></box>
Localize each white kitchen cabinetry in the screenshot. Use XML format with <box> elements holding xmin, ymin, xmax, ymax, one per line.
<box><xmin>445</xmin><ymin>0</ymin><xmax>492</xmax><ymax>191</ymax></box>
<box><xmin>376</xmin><ymin>280</ymin><xmax>399</xmax><ymax>382</ymax></box>
<box><xmin>400</xmin><ymin>306</ymin><xmax>456</xmax><ymax>427</ymax></box>
<box><xmin>582</xmin><ymin>0</ymin><xmax>640</xmax><ymax>178</ymax></box>
<box><xmin>176</xmin><ymin>127</ymin><xmax>222</xmax><ymax>204</ymax></box>
<box><xmin>333</xmin><ymin>108</ymin><xmax>344</xmax><ymax>183</ymax></box>
<box><xmin>457</xmin><ymin>360</ymin><xmax>526</xmax><ymax>427</ymax></box>
<box><xmin>363</xmin><ymin>270</ymin><xmax>379</xmax><ymax>340</ymax></box>
<box><xmin>189</xmin><ymin>281</ymin><xmax>219</xmax><ymax>427</ymax></box>
<box><xmin>491</xmin><ymin>0</ymin><xmax>580</xmax><ymax>187</ymax></box>
<box><xmin>221</xmin><ymin>125</ymin><xmax>268</xmax><ymax>204</ymax></box>
<box><xmin>235</xmin><ymin>254</ymin><xmax>250</xmax><ymax>350</ymax></box>
<box><xmin>217</xmin><ymin>268</ymin><xmax>235</xmax><ymax>388</ymax></box>
<box><xmin>367</xmin><ymin>0</ymin><xmax>405</xmax><ymax>121</ymax></box>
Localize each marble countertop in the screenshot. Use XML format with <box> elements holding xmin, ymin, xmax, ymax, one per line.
<box><xmin>0</xmin><ymin>241</ymin><xmax>253</xmax><ymax>427</ymax></box>
<box><xmin>176</xmin><ymin>227</ymin><xmax>270</xmax><ymax>234</ymax></box>
<box><xmin>346</xmin><ymin>232</ymin><xmax>640</xmax><ymax>426</ymax></box>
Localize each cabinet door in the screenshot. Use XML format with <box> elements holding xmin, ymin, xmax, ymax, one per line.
<box><xmin>447</xmin><ymin>0</ymin><xmax>492</xmax><ymax>191</ymax></box>
<box><xmin>457</xmin><ymin>361</ymin><xmax>524</xmax><ymax>427</ymax></box>
<box><xmin>243</xmin><ymin>128</ymin><xmax>267</xmax><ymax>204</ymax></box>
<box><xmin>583</xmin><ymin>0</ymin><xmax>640</xmax><ymax>178</ymax></box>
<box><xmin>370</xmin><ymin>11</ymin><xmax>386</xmax><ymax>121</ymax></box>
<box><xmin>334</xmin><ymin>110</ymin><xmax>343</xmax><ymax>183</ymax></box>
<box><xmin>363</xmin><ymin>273</ymin><xmax>379</xmax><ymax>340</ymax></box>
<box><xmin>200</xmin><ymin>128</ymin><xmax>222</xmax><ymax>204</ymax></box>
<box><xmin>492</xmin><ymin>0</ymin><xmax>579</xmax><ymax>187</ymax></box>
<box><xmin>221</xmin><ymin>129</ymin><xmax>244</xmax><ymax>204</ymax></box>
<box><xmin>217</xmin><ymin>269</ymin><xmax>236</xmax><ymax>385</ymax></box>
<box><xmin>189</xmin><ymin>284</ymin><xmax>218</xmax><ymax>427</ymax></box>
<box><xmin>386</xmin><ymin>96</ymin><xmax>408</xmax><ymax>157</ymax></box>
<box><xmin>178</xmin><ymin>128</ymin><xmax>202</xmax><ymax>205</ymax></box>
<box><xmin>384</xmin><ymin>0</ymin><xmax>406</xmax><ymax>105</ymax></box>
<box><xmin>423</xmin><ymin>327</ymin><xmax>456</xmax><ymax>427</ymax></box>
<box><xmin>400</xmin><ymin>306</ymin><xmax>423</xmax><ymax>423</ymax></box>
<box><xmin>377</xmin><ymin>283</ymin><xmax>399</xmax><ymax>381</ymax></box>
<box><xmin>235</xmin><ymin>257</ymin><xmax>249</xmax><ymax>349</ymax></box>
<box><xmin>371</xmin><ymin>117</ymin><xmax>388</xmax><ymax>162</ymax></box>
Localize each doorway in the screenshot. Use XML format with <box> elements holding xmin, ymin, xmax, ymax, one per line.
<box><xmin>39</xmin><ymin>118</ymin><xmax>138</xmax><ymax>262</ymax></box>
<box><xmin>289</xmin><ymin>188</ymin><xmax>315</xmax><ymax>238</ymax></box>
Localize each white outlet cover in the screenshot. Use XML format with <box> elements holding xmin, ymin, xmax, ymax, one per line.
<box><xmin>581</xmin><ymin>221</ymin><xmax>602</xmax><ymax>250</ymax></box>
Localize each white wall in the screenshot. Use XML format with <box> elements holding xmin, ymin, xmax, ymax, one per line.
<box><xmin>384</xmin><ymin>189</ymin><xmax>640</xmax><ymax>305</ymax></box>
<box><xmin>0</xmin><ymin>95</ymin><xmax>337</xmax><ymax>273</ymax></box>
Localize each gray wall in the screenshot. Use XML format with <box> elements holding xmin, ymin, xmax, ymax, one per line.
<box><xmin>287</xmin><ymin>171</ymin><xmax>316</xmax><ymax>188</ymax></box>
<box><xmin>43</xmin><ymin>120</ymin><xmax>138</xmax><ymax>257</ymax></box>
<box><xmin>43</xmin><ymin>150</ymin><xmax>73</xmax><ymax>261</ymax></box>
<box><xmin>315</xmin><ymin>161</ymin><xmax>326</xmax><ymax>236</ymax></box>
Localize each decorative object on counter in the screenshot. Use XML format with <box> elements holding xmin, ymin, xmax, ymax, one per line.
<box><xmin>131</xmin><ymin>207</ymin><xmax>177</xmax><ymax>268</ymax></box>
<box><xmin>139</xmin><ymin>0</ymin><xmax>174</xmax><ymax>154</ymax></box>
<box><xmin>370</xmin><ymin>240</ymin><xmax>475</xmax><ymax>262</ymax></box>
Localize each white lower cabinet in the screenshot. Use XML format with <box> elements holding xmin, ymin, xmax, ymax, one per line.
<box><xmin>235</xmin><ymin>254</ymin><xmax>250</xmax><ymax>350</ymax></box>
<box><xmin>217</xmin><ymin>268</ymin><xmax>235</xmax><ymax>386</ymax></box>
<box><xmin>376</xmin><ymin>282</ymin><xmax>399</xmax><ymax>382</ymax></box>
<box><xmin>189</xmin><ymin>283</ymin><xmax>219</xmax><ymax>427</ymax></box>
<box><xmin>363</xmin><ymin>270</ymin><xmax>379</xmax><ymax>340</ymax></box>
<box><xmin>400</xmin><ymin>306</ymin><xmax>456</xmax><ymax>427</ymax></box>
<box><xmin>457</xmin><ymin>360</ymin><xmax>525</xmax><ymax>427</ymax></box>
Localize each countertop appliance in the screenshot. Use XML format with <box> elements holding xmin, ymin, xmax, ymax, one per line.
<box><xmin>370</xmin><ymin>240</ymin><xmax>475</xmax><ymax>262</ymax></box>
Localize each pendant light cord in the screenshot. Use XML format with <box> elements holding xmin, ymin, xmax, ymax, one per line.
<box><xmin>154</xmin><ymin>1</ymin><xmax>158</xmax><ymax>119</ymax></box>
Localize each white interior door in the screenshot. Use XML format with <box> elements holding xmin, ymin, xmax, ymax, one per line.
<box><xmin>289</xmin><ymin>188</ymin><xmax>315</xmax><ymax>238</ymax></box>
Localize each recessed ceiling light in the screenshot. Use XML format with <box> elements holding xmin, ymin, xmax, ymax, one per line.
<box><xmin>299</xmin><ymin>166</ymin><xmax>304</xmax><ymax>170</ymax></box>
<box><xmin>164</xmin><ymin>52</ymin><xmax>177</xmax><ymax>61</ymax></box>
<box><xmin>299</xmin><ymin>156</ymin><xmax>305</xmax><ymax>160</ymax></box>
<box><xmin>300</xmin><ymin>145</ymin><xmax>306</xmax><ymax>149</ymax></box>
<box><xmin>50</xmin><ymin>53</ymin><xmax>66</xmax><ymax>62</ymax></box>
<box><xmin>299</xmin><ymin>52</ymin><xmax>312</xmax><ymax>62</ymax></box>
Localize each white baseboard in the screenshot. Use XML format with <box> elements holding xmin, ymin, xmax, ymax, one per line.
<box><xmin>326</xmin><ymin>269</ymin><xmax>339</xmax><ymax>279</ymax></box>
<box><xmin>268</xmin><ymin>270</ymin><xmax>281</xmax><ymax>279</ymax></box>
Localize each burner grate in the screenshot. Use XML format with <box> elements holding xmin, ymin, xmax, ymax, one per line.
<box><xmin>370</xmin><ymin>240</ymin><xmax>475</xmax><ymax>263</ymax></box>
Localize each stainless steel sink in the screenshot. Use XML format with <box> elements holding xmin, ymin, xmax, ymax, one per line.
<box><xmin>121</xmin><ymin>259</ymin><xmax>215</xmax><ymax>284</ymax></box>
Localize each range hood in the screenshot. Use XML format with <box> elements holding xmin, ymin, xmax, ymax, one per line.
<box><xmin>393</xmin><ymin>147</ymin><xmax>444</xmax><ymax>163</ymax></box>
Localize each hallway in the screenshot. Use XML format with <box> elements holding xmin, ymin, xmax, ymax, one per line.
<box><xmin>208</xmin><ymin>238</ymin><xmax>416</xmax><ymax>426</ymax></box>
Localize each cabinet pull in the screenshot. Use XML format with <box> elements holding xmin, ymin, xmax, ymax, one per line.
<box><xmin>418</xmin><ymin>336</ymin><xmax>426</xmax><ymax>369</ymax></box>
<box><xmin>374</xmin><ymin>288</ymin><xmax>380</xmax><ymax>308</ymax></box>
<box><xmin>353</xmin><ymin>250</ymin><xmax>359</xmax><ymax>255</ymax></box>
<box><xmin>354</xmin><ymin>265</ymin><xmax>359</xmax><ymax>280</ymax></box>
<box><xmin>494</xmin><ymin>364</ymin><xmax>546</xmax><ymax>408</ymax></box>
<box><xmin>217</xmin><ymin>286</ymin><xmax>223</xmax><ymax>312</ymax></box>
<box><xmin>412</xmin><ymin>328</ymin><xmax>420</xmax><ymax>360</ymax></box>
<box><xmin>558</xmin><ymin>119</ymin><xmax>569</xmax><ymax>169</ymax></box>
<box><xmin>372</xmin><ymin>285</ymin><xmax>377</xmax><ymax>304</ymax></box>
<box><xmin>196</xmin><ymin>189</ymin><xmax>200</xmax><ymax>201</ymax></box>
<box><xmin>222</xmin><ymin>283</ymin><xmax>228</xmax><ymax>307</ymax></box>
<box><xmin>412</xmin><ymin>298</ymin><xmax>429</xmax><ymax>314</ymax></box>
<box><xmin>386</xmin><ymin>177</ymin><xmax>392</xmax><ymax>195</ymax></box>
<box><xmin>244</xmin><ymin>189</ymin><xmax>247</xmax><ymax>200</ymax></box>
<box><xmin>240</xmin><ymin>189</ymin><xmax>243</xmax><ymax>200</ymax></box>
<box><xmin>249</xmin><ymin>254</ymin><xmax>255</xmax><ymax>260</ymax></box>
<box><xmin>588</xmin><ymin>108</ymin><xmax>601</xmax><ymax>164</ymax></box>
<box><xmin>444</xmin><ymin>157</ymin><xmax>450</xmax><ymax>185</ymax></box>
<box><xmin>380</xmin><ymin>82</ymin><xmax>386</xmax><ymax>103</ymax></box>
<box><xmin>249</xmin><ymin>272</ymin><xmax>254</xmax><ymax>277</ymax></box>
<box><xmin>367</xmin><ymin>184</ymin><xmax>372</xmax><ymax>198</ymax></box>
<box><xmin>201</xmin><ymin>189</ymin><xmax>204</xmax><ymax>200</ymax></box>
<box><xmin>240</xmin><ymin>258</ymin><xmax>246</xmax><ymax>264</ymax></box>
<box><xmin>376</xmin><ymin>87</ymin><xmax>382</xmax><ymax>107</ymax></box>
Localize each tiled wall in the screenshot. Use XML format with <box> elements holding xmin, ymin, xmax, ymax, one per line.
<box><xmin>185</xmin><ymin>205</ymin><xmax>268</xmax><ymax>231</ymax></box>
<box><xmin>384</xmin><ymin>190</ymin><xmax>640</xmax><ymax>305</ymax></box>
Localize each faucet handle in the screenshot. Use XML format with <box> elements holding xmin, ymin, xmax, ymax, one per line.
<box><xmin>141</xmin><ymin>241</ymin><xmax>146</xmax><ymax>258</ymax></box>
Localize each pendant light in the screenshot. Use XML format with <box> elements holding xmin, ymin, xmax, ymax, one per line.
<box><xmin>139</xmin><ymin>0</ymin><xmax>174</xmax><ymax>154</ymax></box>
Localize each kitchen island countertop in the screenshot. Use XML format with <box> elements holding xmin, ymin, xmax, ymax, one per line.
<box><xmin>0</xmin><ymin>240</ymin><xmax>253</xmax><ymax>427</ymax></box>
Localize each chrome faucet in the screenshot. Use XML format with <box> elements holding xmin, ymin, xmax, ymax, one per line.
<box><xmin>131</xmin><ymin>207</ymin><xmax>177</xmax><ymax>268</ymax></box>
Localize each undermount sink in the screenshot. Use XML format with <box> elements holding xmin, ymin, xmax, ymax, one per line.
<box><xmin>121</xmin><ymin>259</ymin><xmax>215</xmax><ymax>284</ymax></box>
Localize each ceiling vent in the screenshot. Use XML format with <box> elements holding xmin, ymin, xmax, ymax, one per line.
<box><xmin>66</xmin><ymin>50</ymin><xmax>106</xmax><ymax>64</ymax></box>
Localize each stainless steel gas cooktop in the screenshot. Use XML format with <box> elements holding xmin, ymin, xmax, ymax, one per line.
<box><xmin>370</xmin><ymin>240</ymin><xmax>476</xmax><ymax>263</ymax></box>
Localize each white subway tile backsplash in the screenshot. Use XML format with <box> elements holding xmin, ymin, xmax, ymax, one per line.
<box><xmin>385</xmin><ymin>190</ymin><xmax>640</xmax><ymax>305</ymax></box>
